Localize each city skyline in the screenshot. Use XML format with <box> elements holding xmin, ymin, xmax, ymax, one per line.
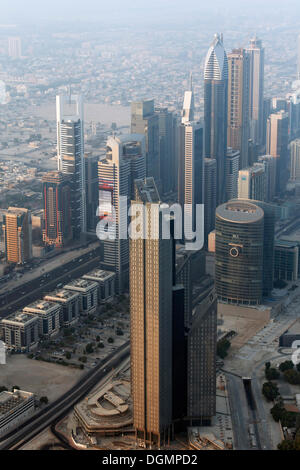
<box><xmin>1</xmin><ymin>0</ymin><xmax>300</xmax><ymax>455</ymax></box>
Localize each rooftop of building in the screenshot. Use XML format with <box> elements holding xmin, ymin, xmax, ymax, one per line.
<box><xmin>275</xmin><ymin>239</ymin><xmax>299</xmax><ymax>249</ymax></box>
<box><xmin>5</xmin><ymin>207</ymin><xmax>29</xmax><ymax>216</ymax></box>
<box><xmin>0</xmin><ymin>389</ymin><xmax>34</xmax><ymax>417</ymax></box>
<box><xmin>2</xmin><ymin>311</ymin><xmax>37</xmax><ymax>326</ymax></box>
<box><xmin>64</xmin><ymin>278</ymin><xmax>98</xmax><ymax>291</ymax></box>
<box><xmin>44</xmin><ymin>288</ymin><xmax>80</xmax><ymax>302</ymax></box>
<box><xmin>216</xmin><ymin>200</ymin><xmax>264</xmax><ymax>224</ymax></box>
<box><xmin>226</xmin><ymin>147</ymin><xmax>240</xmax><ymax>158</ymax></box>
<box><xmin>239</xmin><ymin>165</ymin><xmax>265</xmax><ymax>175</ymax></box>
<box><xmin>134</xmin><ymin>177</ymin><xmax>160</xmax><ymax>203</ymax></box>
<box><xmin>24</xmin><ymin>299</ymin><xmax>60</xmax><ymax>314</ymax></box>
<box><xmin>83</xmin><ymin>269</ymin><xmax>116</xmax><ymax>282</ymax></box>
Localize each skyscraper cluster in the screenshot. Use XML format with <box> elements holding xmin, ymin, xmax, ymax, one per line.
<box><xmin>4</xmin><ymin>27</ymin><xmax>300</xmax><ymax>452</ymax></box>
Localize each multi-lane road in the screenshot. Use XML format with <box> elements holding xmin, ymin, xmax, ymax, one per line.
<box><xmin>0</xmin><ymin>341</ymin><xmax>130</xmax><ymax>450</ymax></box>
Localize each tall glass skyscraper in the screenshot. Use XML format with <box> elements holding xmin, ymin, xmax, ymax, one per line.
<box><xmin>227</xmin><ymin>48</ymin><xmax>250</xmax><ymax>170</ymax></box>
<box><xmin>204</xmin><ymin>34</ymin><xmax>228</xmax><ymax>205</ymax></box>
<box><xmin>246</xmin><ymin>37</ymin><xmax>265</xmax><ymax>147</ymax></box>
<box><xmin>56</xmin><ymin>94</ymin><xmax>86</xmax><ymax>239</ymax></box>
<box><xmin>131</xmin><ymin>99</ymin><xmax>160</xmax><ymax>186</ymax></box>
<box><xmin>178</xmin><ymin>87</ymin><xmax>204</xmax><ymax>240</ymax></box>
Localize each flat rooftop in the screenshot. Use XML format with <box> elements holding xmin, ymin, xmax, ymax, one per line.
<box><xmin>216</xmin><ymin>201</ymin><xmax>264</xmax><ymax>224</ymax></box>
<box><xmin>2</xmin><ymin>311</ymin><xmax>37</xmax><ymax>326</ymax></box>
<box><xmin>24</xmin><ymin>300</ymin><xmax>60</xmax><ymax>314</ymax></box>
<box><xmin>45</xmin><ymin>289</ymin><xmax>80</xmax><ymax>301</ymax></box>
<box><xmin>64</xmin><ymin>278</ymin><xmax>98</xmax><ymax>290</ymax></box>
<box><xmin>83</xmin><ymin>269</ymin><xmax>115</xmax><ymax>282</ymax></box>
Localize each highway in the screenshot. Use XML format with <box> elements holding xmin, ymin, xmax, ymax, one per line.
<box><xmin>0</xmin><ymin>341</ymin><xmax>130</xmax><ymax>450</ymax></box>
<box><xmin>0</xmin><ymin>244</ymin><xmax>101</xmax><ymax>318</ymax></box>
<box><xmin>225</xmin><ymin>373</ymin><xmax>252</xmax><ymax>450</ymax></box>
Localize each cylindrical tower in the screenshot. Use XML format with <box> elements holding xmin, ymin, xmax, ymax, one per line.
<box><xmin>215</xmin><ymin>200</ymin><xmax>264</xmax><ymax>305</ymax></box>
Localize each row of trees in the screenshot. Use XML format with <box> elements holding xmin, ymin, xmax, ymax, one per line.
<box><xmin>265</xmin><ymin>361</ymin><xmax>300</xmax><ymax>385</ymax></box>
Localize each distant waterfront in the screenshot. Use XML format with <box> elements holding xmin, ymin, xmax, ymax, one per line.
<box><xmin>29</xmin><ymin>103</ymin><xmax>131</xmax><ymax>127</ymax></box>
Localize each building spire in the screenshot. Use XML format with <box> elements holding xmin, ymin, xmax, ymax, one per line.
<box><xmin>189</xmin><ymin>71</ymin><xmax>193</xmax><ymax>92</ymax></box>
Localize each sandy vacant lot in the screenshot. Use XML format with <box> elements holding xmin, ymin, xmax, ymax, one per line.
<box><xmin>0</xmin><ymin>355</ymin><xmax>83</xmax><ymax>401</ymax></box>
<box><xmin>220</xmin><ymin>315</ymin><xmax>267</xmax><ymax>351</ymax></box>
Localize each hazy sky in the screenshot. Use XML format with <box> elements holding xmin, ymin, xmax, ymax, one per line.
<box><xmin>1</xmin><ymin>0</ymin><xmax>300</xmax><ymax>24</ymax></box>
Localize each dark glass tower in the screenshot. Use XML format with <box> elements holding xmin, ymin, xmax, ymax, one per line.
<box><xmin>204</xmin><ymin>34</ymin><xmax>228</xmax><ymax>205</ymax></box>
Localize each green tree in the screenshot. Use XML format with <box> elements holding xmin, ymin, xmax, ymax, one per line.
<box><xmin>279</xmin><ymin>361</ymin><xmax>294</xmax><ymax>372</ymax></box>
<box><xmin>85</xmin><ymin>343</ymin><xmax>94</xmax><ymax>354</ymax></box>
<box><xmin>65</xmin><ymin>352</ymin><xmax>71</xmax><ymax>360</ymax></box>
<box><xmin>108</xmin><ymin>337</ymin><xmax>114</xmax><ymax>344</ymax></box>
<box><xmin>271</xmin><ymin>402</ymin><xmax>284</xmax><ymax>422</ymax></box>
<box><xmin>284</xmin><ymin>369</ymin><xmax>300</xmax><ymax>385</ymax></box>
<box><xmin>281</xmin><ymin>411</ymin><xmax>297</xmax><ymax>428</ymax></box>
<box><xmin>265</xmin><ymin>367</ymin><xmax>280</xmax><ymax>381</ymax></box>
<box><xmin>262</xmin><ymin>382</ymin><xmax>279</xmax><ymax>402</ymax></box>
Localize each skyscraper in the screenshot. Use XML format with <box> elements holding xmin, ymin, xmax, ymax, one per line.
<box><xmin>204</xmin><ymin>34</ymin><xmax>228</xmax><ymax>205</ymax></box>
<box><xmin>130</xmin><ymin>178</ymin><xmax>173</xmax><ymax>447</ymax></box>
<box><xmin>215</xmin><ymin>200</ymin><xmax>264</xmax><ymax>305</ymax></box>
<box><xmin>85</xmin><ymin>153</ymin><xmax>100</xmax><ymax>234</ymax></box>
<box><xmin>3</xmin><ymin>208</ymin><xmax>32</xmax><ymax>264</ymax></box>
<box><xmin>56</xmin><ymin>94</ymin><xmax>86</xmax><ymax>238</ymax></box>
<box><xmin>238</xmin><ymin>165</ymin><xmax>265</xmax><ymax>201</ymax></box>
<box><xmin>131</xmin><ymin>99</ymin><xmax>160</xmax><ymax>185</ymax></box>
<box><xmin>266</xmin><ymin>111</ymin><xmax>289</xmax><ymax>193</ymax></box>
<box><xmin>204</xmin><ymin>158</ymin><xmax>217</xmax><ymax>241</ymax></box>
<box><xmin>216</xmin><ymin>198</ymin><xmax>275</xmax><ymax>303</ymax></box>
<box><xmin>288</xmin><ymin>88</ymin><xmax>300</xmax><ymax>140</ymax></box>
<box><xmin>298</xmin><ymin>34</ymin><xmax>300</xmax><ymax>80</ymax></box>
<box><xmin>181</xmin><ymin>76</ymin><xmax>194</xmax><ymax>124</ymax></box>
<box><xmin>98</xmin><ymin>134</ymin><xmax>146</xmax><ymax>292</ymax></box>
<box><xmin>155</xmin><ymin>107</ymin><xmax>175</xmax><ymax>195</ymax></box>
<box><xmin>42</xmin><ymin>171</ymin><xmax>72</xmax><ymax>247</ymax></box>
<box><xmin>187</xmin><ymin>292</ymin><xmax>217</xmax><ymax>425</ymax></box>
<box><xmin>256</xmin><ymin>155</ymin><xmax>277</xmax><ymax>201</ymax></box>
<box><xmin>8</xmin><ymin>37</ymin><xmax>22</xmax><ymax>58</ymax></box>
<box><xmin>178</xmin><ymin>88</ymin><xmax>204</xmax><ymax>239</ymax></box>
<box><xmin>291</xmin><ymin>139</ymin><xmax>300</xmax><ymax>181</ymax></box>
<box><xmin>227</xmin><ymin>48</ymin><xmax>250</xmax><ymax>169</ymax></box>
<box><xmin>246</xmin><ymin>37</ymin><xmax>265</xmax><ymax>147</ymax></box>
<box><xmin>225</xmin><ymin>148</ymin><xmax>240</xmax><ymax>201</ymax></box>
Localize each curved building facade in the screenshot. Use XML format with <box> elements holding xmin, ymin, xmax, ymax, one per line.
<box><xmin>215</xmin><ymin>200</ymin><xmax>264</xmax><ymax>305</ymax></box>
